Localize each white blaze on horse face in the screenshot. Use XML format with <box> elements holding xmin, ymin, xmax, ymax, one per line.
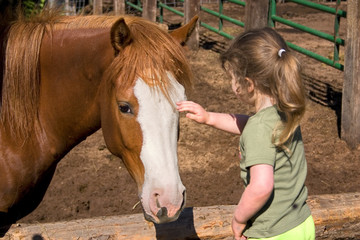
<box><xmin>133</xmin><ymin>73</ymin><xmax>186</xmax><ymax>223</ymax></box>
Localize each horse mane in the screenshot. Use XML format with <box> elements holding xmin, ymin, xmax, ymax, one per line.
<box><xmin>1</xmin><ymin>10</ymin><xmax>52</xmax><ymax>140</ymax></box>
<box><xmin>1</xmin><ymin>11</ymin><xmax>192</xmax><ymax>140</ymax></box>
<box><xmin>102</xmin><ymin>17</ymin><xmax>193</xmax><ymax>103</ymax></box>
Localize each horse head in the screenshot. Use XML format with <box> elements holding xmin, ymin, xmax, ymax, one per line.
<box><xmin>100</xmin><ymin>16</ymin><xmax>197</xmax><ymax>224</ymax></box>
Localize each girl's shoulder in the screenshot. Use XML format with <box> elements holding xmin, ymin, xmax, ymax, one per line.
<box><xmin>248</xmin><ymin>105</ymin><xmax>280</xmax><ymax>128</ymax></box>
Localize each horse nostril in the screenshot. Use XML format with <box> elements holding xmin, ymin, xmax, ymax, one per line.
<box><xmin>152</xmin><ymin>190</ymin><xmax>161</xmax><ymax>198</ymax></box>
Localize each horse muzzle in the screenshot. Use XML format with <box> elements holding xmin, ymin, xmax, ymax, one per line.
<box><xmin>141</xmin><ymin>187</ymin><xmax>186</xmax><ymax>224</ymax></box>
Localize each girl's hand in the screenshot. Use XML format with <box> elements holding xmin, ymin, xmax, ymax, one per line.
<box><xmin>176</xmin><ymin>101</ymin><xmax>209</xmax><ymax>124</ymax></box>
<box><xmin>232</xmin><ymin>217</ymin><xmax>247</xmax><ymax>240</ymax></box>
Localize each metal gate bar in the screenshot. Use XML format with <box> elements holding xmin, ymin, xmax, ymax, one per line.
<box><xmin>269</xmin><ymin>0</ymin><xmax>346</xmax><ymax>71</ymax></box>
<box><xmin>157</xmin><ymin>0</ymin><xmax>245</xmax><ymax>39</ymax></box>
<box><xmin>200</xmin><ymin>0</ymin><xmax>245</xmax><ymax>39</ymax></box>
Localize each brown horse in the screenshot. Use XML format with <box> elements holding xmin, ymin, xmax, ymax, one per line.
<box><xmin>0</xmin><ymin>11</ymin><xmax>198</xmax><ymax>228</ymax></box>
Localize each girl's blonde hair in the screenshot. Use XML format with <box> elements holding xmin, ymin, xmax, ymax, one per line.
<box><xmin>220</xmin><ymin>27</ymin><xmax>306</xmax><ymax>150</ymax></box>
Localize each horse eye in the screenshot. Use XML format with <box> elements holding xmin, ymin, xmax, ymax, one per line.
<box><xmin>118</xmin><ymin>102</ymin><xmax>133</xmax><ymax>114</ymax></box>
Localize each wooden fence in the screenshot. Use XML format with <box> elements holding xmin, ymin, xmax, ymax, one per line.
<box><xmin>3</xmin><ymin>192</ymin><xmax>360</xmax><ymax>239</ymax></box>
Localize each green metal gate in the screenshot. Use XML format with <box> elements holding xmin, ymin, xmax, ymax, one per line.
<box><xmin>125</xmin><ymin>0</ymin><xmax>347</xmax><ymax>71</ymax></box>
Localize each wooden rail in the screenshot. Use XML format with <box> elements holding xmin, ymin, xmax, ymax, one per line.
<box><xmin>2</xmin><ymin>192</ymin><xmax>360</xmax><ymax>240</ymax></box>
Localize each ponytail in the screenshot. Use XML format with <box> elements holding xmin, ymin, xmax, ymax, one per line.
<box><xmin>271</xmin><ymin>48</ymin><xmax>306</xmax><ymax>150</ymax></box>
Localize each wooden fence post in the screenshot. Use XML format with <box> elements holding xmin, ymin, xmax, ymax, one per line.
<box><xmin>184</xmin><ymin>0</ymin><xmax>200</xmax><ymax>50</ymax></box>
<box><xmin>93</xmin><ymin>0</ymin><xmax>103</xmax><ymax>14</ymax></box>
<box><xmin>244</xmin><ymin>0</ymin><xmax>269</xmax><ymax>31</ymax></box>
<box><xmin>143</xmin><ymin>0</ymin><xmax>157</xmax><ymax>22</ymax></box>
<box><xmin>114</xmin><ymin>0</ymin><xmax>125</xmax><ymax>15</ymax></box>
<box><xmin>47</xmin><ymin>0</ymin><xmax>56</xmax><ymax>8</ymax></box>
<box><xmin>342</xmin><ymin>0</ymin><xmax>360</xmax><ymax>149</ymax></box>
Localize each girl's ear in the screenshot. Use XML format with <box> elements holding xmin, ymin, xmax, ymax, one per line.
<box><xmin>245</xmin><ymin>77</ymin><xmax>255</xmax><ymax>93</ymax></box>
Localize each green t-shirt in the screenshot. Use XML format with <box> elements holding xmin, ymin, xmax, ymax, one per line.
<box><xmin>239</xmin><ymin>105</ymin><xmax>311</xmax><ymax>238</ymax></box>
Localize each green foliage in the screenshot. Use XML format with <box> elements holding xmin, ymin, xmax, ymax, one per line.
<box><xmin>22</xmin><ymin>0</ymin><xmax>46</xmax><ymax>17</ymax></box>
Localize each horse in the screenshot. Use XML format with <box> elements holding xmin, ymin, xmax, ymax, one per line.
<box><xmin>0</xmin><ymin>10</ymin><xmax>198</xmax><ymax>229</ymax></box>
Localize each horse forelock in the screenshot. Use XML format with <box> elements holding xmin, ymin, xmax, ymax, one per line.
<box><xmin>104</xmin><ymin>18</ymin><xmax>193</xmax><ymax>101</ymax></box>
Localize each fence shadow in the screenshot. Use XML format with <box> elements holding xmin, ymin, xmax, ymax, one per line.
<box><xmin>303</xmin><ymin>74</ymin><xmax>342</xmax><ymax>137</ymax></box>
<box><xmin>199</xmin><ymin>34</ymin><xmax>228</xmax><ymax>53</ymax></box>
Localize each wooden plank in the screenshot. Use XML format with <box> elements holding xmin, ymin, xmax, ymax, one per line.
<box><xmin>114</xmin><ymin>0</ymin><xmax>125</xmax><ymax>15</ymax></box>
<box><xmin>184</xmin><ymin>0</ymin><xmax>200</xmax><ymax>50</ymax></box>
<box><xmin>308</xmin><ymin>192</ymin><xmax>360</xmax><ymax>225</ymax></box>
<box><xmin>93</xmin><ymin>0</ymin><xmax>103</xmax><ymax>15</ymax></box>
<box><xmin>2</xmin><ymin>193</ymin><xmax>360</xmax><ymax>239</ymax></box>
<box><xmin>2</xmin><ymin>206</ymin><xmax>233</xmax><ymax>240</ymax></box>
<box><xmin>244</xmin><ymin>0</ymin><xmax>269</xmax><ymax>31</ymax></box>
<box><xmin>142</xmin><ymin>0</ymin><xmax>157</xmax><ymax>22</ymax></box>
<box><xmin>342</xmin><ymin>0</ymin><xmax>360</xmax><ymax>149</ymax></box>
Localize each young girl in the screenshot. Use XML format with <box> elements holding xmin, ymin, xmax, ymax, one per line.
<box><xmin>176</xmin><ymin>27</ymin><xmax>315</xmax><ymax>240</ymax></box>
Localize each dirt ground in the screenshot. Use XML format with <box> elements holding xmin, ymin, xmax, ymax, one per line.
<box><xmin>19</xmin><ymin>1</ymin><xmax>360</xmax><ymax>239</ymax></box>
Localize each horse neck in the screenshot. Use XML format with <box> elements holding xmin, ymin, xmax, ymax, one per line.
<box><xmin>38</xmin><ymin>27</ymin><xmax>115</xmax><ymax>155</ymax></box>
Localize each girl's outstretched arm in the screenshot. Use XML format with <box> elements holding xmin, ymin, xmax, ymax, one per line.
<box><xmin>176</xmin><ymin>101</ymin><xmax>249</xmax><ymax>135</ymax></box>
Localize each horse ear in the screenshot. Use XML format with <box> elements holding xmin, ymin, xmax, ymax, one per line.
<box><xmin>169</xmin><ymin>15</ymin><xmax>199</xmax><ymax>46</ymax></box>
<box><xmin>110</xmin><ymin>18</ymin><xmax>132</xmax><ymax>54</ymax></box>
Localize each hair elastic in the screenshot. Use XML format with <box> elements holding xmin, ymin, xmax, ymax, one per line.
<box><xmin>278</xmin><ymin>49</ymin><xmax>286</xmax><ymax>57</ymax></box>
